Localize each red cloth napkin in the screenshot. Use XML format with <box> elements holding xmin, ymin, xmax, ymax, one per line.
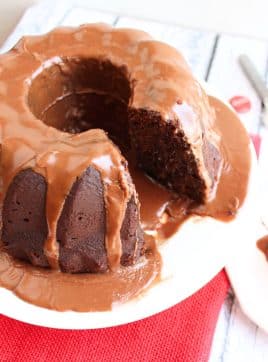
<box><xmin>0</xmin><ymin>134</ymin><xmax>260</xmax><ymax>362</ymax></box>
<box><xmin>251</xmin><ymin>133</ymin><xmax>261</xmax><ymax>157</ymax></box>
<box><xmin>0</xmin><ymin>271</ymin><xmax>229</xmax><ymax>362</ymax></box>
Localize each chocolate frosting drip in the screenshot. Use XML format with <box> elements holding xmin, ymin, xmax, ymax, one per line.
<box><xmin>2</xmin><ymin>128</ymin><xmax>131</xmax><ymax>270</ymax></box>
<box><xmin>257</xmin><ymin>235</ymin><xmax>268</xmax><ymax>259</ymax></box>
<box><xmin>38</xmin><ymin>131</ymin><xmax>132</xmax><ymax>269</ymax></box>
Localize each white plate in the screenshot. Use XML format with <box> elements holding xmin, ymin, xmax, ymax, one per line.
<box><xmin>226</xmin><ymin>171</ymin><xmax>268</xmax><ymax>333</ymax></box>
<box><xmin>0</xmin><ymin>93</ymin><xmax>258</xmax><ymax>329</ymax></box>
<box><xmin>226</xmin><ymin>237</ymin><xmax>268</xmax><ymax>334</ymax></box>
<box><xmin>226</xmin><ymin>123</ymin><xmax>268</xmax><ymax>334</ymax></box>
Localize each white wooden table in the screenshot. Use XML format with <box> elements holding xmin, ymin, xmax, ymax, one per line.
<box><xmin>2</xmin><ymin>0</ymin><xmax>268</xmax><ymax>360</ymax></box>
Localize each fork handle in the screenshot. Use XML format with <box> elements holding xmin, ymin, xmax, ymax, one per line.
<box><xmin>239</xmin><ymin>54</ymin><xmax>268</xmax><ymax>102</ymax></box>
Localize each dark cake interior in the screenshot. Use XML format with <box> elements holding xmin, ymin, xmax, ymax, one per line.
<box><xmin>28</xmin><ymin>57</ymin><xmax>216</xmax><ymax>202</ymax></box>
<box><xmin>28</xmin><ymin>58</ymin><xmax>131</xmax><ymax>149</ymax></box>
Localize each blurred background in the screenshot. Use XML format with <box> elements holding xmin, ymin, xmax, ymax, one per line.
<box><xmin>0</xmin><ymin>0</ymin><xmax>267</xmax><ymax>46</ymax></box>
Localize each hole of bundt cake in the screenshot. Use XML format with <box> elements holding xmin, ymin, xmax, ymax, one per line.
<box><xmin>27</xmin><ymin>57</ymin><xmax>132</xmax><ymax>147</ymax></box>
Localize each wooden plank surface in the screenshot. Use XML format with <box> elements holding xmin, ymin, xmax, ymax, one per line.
<box><xmin>217</xmin><ymin>300</ymin><xmax>268</xmax><ymax>362</ymax></box>
<box><xmin>207</xmin><ymin>34</ymin><xmax>268</xmax><ymax>134</ymax></box>
<box><xmin>209</xmin><ymin>291</ymin><xmax>234</xmax><ymax>361</ymax></box>
<box><xmin>60</xmin><ymin>7</ymin><xmax>116</xmax><ymax>27</ymax></box>
<box><xmin>1</xmin><ymin>1</ymin><xmax>117</xmax><ymax>53</ymax></box>
<box><xmin>116</xmin><ymin>16</ymin><xmax>216</xmax><ymax>79</ymax></box>
<box><xmin>1</xmin><ymin>2</ymin><xmax>268</xmax><ymax>360</ymax></box>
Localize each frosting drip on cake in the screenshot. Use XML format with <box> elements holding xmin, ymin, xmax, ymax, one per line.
<box><xmin>2</xmin><ymin>129</ymin><xmax>132</xmax><ymax>270</ymax></box>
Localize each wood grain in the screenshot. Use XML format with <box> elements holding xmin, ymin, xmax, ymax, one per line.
<box><xmin>207</xmin><ymin>35</ymin><xmax>268</xmax><ymax>134</ymax></box>
<box><xmin>117</xmin><ymin>16</ymin><xmax>216</xmax><ymax>79</ymax></box>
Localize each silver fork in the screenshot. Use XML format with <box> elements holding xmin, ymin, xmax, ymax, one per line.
<box><xmin>239</xmin><ymin>54</ymin><xmax>268</xmax><ymax>127</ymax></box>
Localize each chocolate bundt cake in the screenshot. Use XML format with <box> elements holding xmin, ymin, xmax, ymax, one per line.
<box><xmin>0</xmin><ymin>24</ymin><xmax>222</xmax><ymax>274</ymax></box>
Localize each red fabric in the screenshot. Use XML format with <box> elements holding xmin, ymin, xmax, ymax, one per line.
<box><xmin>0</xmin><ymin>270</ymin><xmax>229</xmax><ymax>362</ymax></box>
<box><xmin>250</xmin><ymin>133</ymin><xmax>261</xmax><ymax>157</ymax></box>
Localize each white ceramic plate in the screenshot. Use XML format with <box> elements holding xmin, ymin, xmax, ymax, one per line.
<box><xmin>226</xmin><ymin>234</ymin><xmax>268</xmax><ymax>334</ymax></box>
<box><xmin>0</xmin><ymin>93</ymin><xmax>258</xmax><ymax>329</ymax></box>
<box><xmin>225</xmin><ymin>122</ymin><xmax>268</xmax><ymax>333</ymax></box>
<box><xmin>226</xmin><ymin>177</ymin><xmax>268</xmax><ymax>333</ymax></box>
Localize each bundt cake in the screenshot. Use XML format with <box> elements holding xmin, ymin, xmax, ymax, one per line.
<box><xmin>0</xmin><ymin>23</ymin><xmax>222</xmax><ymax>274</ymax></box>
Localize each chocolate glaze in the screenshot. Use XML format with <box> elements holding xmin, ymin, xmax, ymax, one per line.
<box><xmin>0</xmin><ymin>95</ymin><xmax>251</xmax><ymax>312</ymax></box>
<box><xmin>0</xmin><ymin>243</ymin><xmax>161</xmax><ymax>312</ymax></box>
<box><xmin>129</xmin><ymin>96</ymin><xmax>251</xmax><ymax>239</ymax></box>
<box><xmin>257</xmin><ymin>235</ymin><xmax>268</xmax><ymax>259</ymax></box>
<box><xmin>0</xmin><ymin>24</ymin><xmax>251</xmax><ymax>312</ymax></box>
<box><xmin>2</xmin><ymin>130</ymin><xmax>134</xmax><ymax>271</ymax></box>
<box><xmin>196</xmin><ymin>96</ymin><xmax>251</xmax><ymax>220</ymax></box>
